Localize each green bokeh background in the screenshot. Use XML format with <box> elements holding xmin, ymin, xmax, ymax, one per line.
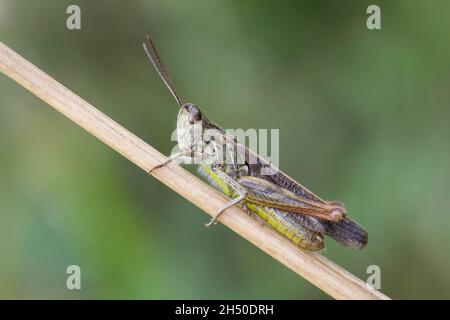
<box><xmin>1</xmin><ymin>1</ymin><xmax>449</xmax><ymax>299</ymax></box>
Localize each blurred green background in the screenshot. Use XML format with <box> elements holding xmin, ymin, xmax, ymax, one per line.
<box><xmin>1</xmin><ymin>0</ymin><xmax>449</xmax><ymax>299</ymax></box>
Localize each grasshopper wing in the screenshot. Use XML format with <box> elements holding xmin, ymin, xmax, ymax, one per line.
<box><xmin>238</xmin><ymin>176</ymin><xmax>345</xmax><ymax>222</ymax></box>
<box><xmin>239</xmin><ymin>176</ymin><xmax>367</xmax><ymax>250</ymax></box>
<box><xmin>322</xmin><ymin>218</ymin><xmax>368</xmax><ymax>250</ymax></box>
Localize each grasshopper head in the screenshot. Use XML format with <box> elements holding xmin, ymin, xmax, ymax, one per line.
<box><xmin>176</xmin><ymin>103</ymin><xmax>205</xmax><ymax>151</ymax></box>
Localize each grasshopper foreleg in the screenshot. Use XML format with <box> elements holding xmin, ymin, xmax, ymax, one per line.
<box><xmin>148</xmin><ymin>149</ymin><xmax>200</xmax><ymax>174</ymax></box>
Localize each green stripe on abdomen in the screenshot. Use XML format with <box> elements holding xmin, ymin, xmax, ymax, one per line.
<box><xmin>198</xmin><ymin>164</ymin><xmax>323</xmax><ymax>251</ymax></box>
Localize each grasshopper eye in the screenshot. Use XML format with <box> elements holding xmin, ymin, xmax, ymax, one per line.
<box><xmin>185</xmin><ymin>104</ymin><xmax>202</xmax><ymax>124</ymax></box>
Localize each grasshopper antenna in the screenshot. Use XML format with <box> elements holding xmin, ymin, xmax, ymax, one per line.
<box><xmin>143</xmin><ymin>34</ymin><xmax>183</xmax><ymax>107</ymax></box>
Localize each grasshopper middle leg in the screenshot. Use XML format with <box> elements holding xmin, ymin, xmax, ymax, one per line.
<box><xmin>205</xmin><ymin>169</ymin><xmax>248</xmax><ymax>227</ymax></box>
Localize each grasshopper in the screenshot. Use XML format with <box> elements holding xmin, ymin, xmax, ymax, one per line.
<box><xmin>143</xmin><ymin>35</ymin><xmax>367</xmax><ymax>251</ymax></box>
